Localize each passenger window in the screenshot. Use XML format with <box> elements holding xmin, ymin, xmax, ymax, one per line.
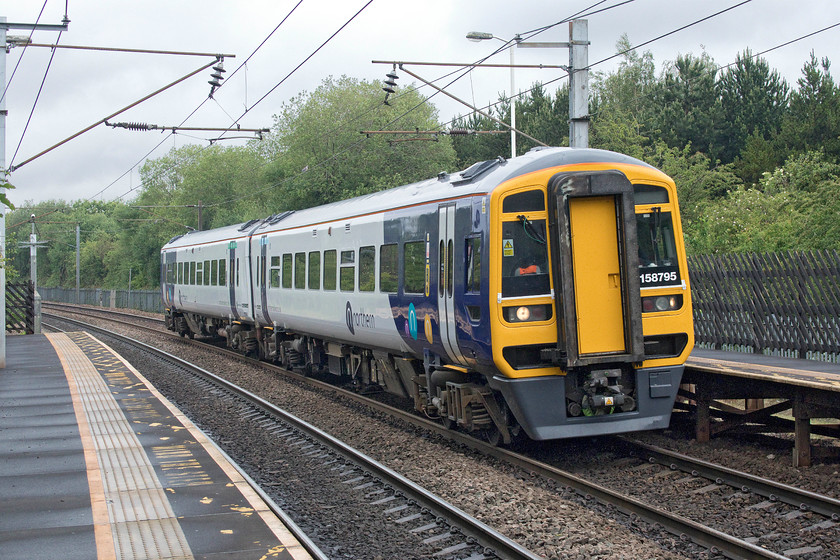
<box><xmin>308</xmin><ymin>251</ymin><xmax>320</xmax><ymax>290</ymax></box>
<box><xmin>282</xmin><ymin>254</ymin><xmax>292</xmax><ymax>289</ymax></box>
<box><xmin>359</xmin><ymin>246</ymin><xmax>375</xmax><ymax>292</ymax></box>
<box><xmin>379</xmin><ymin>244</ymin><xmax>398</xmax><ymax>293</ymax></box>
<box><xmin>190</xmin><ymin>262</ymin><xmax>196</xmax><ymax>285</ymax></box>
<box><xmin>340</xmin><ymin>250</ymin><xmax>355</xmax><ymax>292</ymax></box>
<box><xmin>465</xmin><ymin>236</ymin><xmax>481</xmax><ymax>293</ymax></box>
<box><xmin>447</xmin><ymin>239</ymin><xmax>454</xmax><ymax>297</ymax></box>
<box><xmin>295</xmin><ymin>252</ymin><xmax>306</xmax><ymax>289</ymax></box>
<box><xmin>211</xmin><ymin>260</ymin><xmax>218</xmax><ymax>286</ymax></box>
<box><xmin>323</xmin><ymin>250</ymin><xmax>337</xmax><ymax>291</ymax></box>
<box><xmin>196</xmin><ymin>262</ymin><xmax>204</xmax><ymax>286</ymax></box>
<box><xmin>438</xmin><ymin>240</ymin><xmax>445</xmax><ymax>298</ymax></box>
<box><xmin>219</xmin><ymin>259</ymin><xmax>226</xmax><ymax>287</ymax></box>
<box><xmin>270</xmin><ymin>256</ymin><xmax>281</xmax><ymax>288</ymax></box>
<box><xmin>204</xmin><ymin>260</ymin><xmax>211</xmax><ymax>286</ymax></box>
<box><xmin>404</xmin><ymin>241</ymin><xmax>425</xmax><ymax>294</ymax></box>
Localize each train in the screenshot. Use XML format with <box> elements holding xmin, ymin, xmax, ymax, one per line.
<box><xmin>161</xmin><ymin>146</ymin><xmax>694</xmax><ymax>444</ymax></box>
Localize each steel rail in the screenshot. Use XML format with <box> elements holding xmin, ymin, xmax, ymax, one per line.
<box><xmin>624</xmin><ymin>438</ymin><xmax>840</xmax><ymax>520</ymax></box>
<box><xmin>45</xmin><ymin>313</ymin><xmax>542</xmax><ymax>560</ymax></box>
<box><xmin>46</xmin><ymin>308</ymin><xmax>795</xmax><ymax>559</ymax></box>
<box><xmin>42</xmin><ymin>320</ymin><xmax>328</xmax><ymax>560</ymax></box>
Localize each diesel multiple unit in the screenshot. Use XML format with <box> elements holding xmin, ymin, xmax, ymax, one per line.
<box><xmin>162</xmin><ymin>147</ymin><xmax>694</xmax><ymax>444</ymax></box>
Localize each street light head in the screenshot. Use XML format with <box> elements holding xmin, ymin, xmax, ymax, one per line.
<box><xmin>466</xmin><ymin>31</ymin><xmax>494</xmax><ymax>42</ymax></box>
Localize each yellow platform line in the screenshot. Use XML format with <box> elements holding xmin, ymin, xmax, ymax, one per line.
<box><xmin>48</xmin><ymin>332</ymin><xmax>193</xmax><ymax>560</ymax></box>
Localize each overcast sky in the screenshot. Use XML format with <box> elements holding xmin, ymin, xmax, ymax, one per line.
<box><xmin>3</xmin><ymin>0</ymin><xmax>839</xmax><ymax>207</ymax></box>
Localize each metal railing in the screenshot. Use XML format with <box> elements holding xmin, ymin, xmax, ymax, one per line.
<box><xmin>37</xmin><ymin>287</ymin><xmax>163</xmax><ymax>314</ymax></box>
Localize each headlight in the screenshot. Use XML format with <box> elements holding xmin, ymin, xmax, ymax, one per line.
<box><xmin>504</xmin><ymin>304</ymin><xmax>552</xmax><ymax>323</ymax></box>
<box><xmin>642</xmin><ymin>294</ymin><xmax>682</xmax><ymax>313</ymax></box>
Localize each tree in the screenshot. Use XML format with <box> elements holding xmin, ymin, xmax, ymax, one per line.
<box><xmin>779</xmin><ymin>52</ymin><xmax>840</xmax><ymax>160</ymax></box>
<box><xmin>260</xmin><ymin>76</ymin><xmax>457</xmax><ymax>211</ymax></box>
<box><xmin>649</xmin><ymin>52</ymin><xmax>720</xmax><ymax>156</ymax></box>
<box><xmin>591</xmin><ymin>34</ymin><xmax>657</xmax><ymax>138</ymax></box>
<box><xmin>716</xmin><ymin>50</ymin><xmax>789</xmax><ymax>167</ymax></box>
<box><xmin>450</xmin><ymin>82</ymin><xmax>569</xmax><ymax>166</ymax></box>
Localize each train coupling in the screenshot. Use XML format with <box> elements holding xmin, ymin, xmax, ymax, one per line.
<box><xmin>568</xmin><ymin>368</ymin><xmax>636</xmax><ymax>416</ymax></box>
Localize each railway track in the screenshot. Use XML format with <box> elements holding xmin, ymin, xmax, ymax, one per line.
<box><xmin>44</xmin><ymin>312</ymin><xmax>539</xmax><ymax>560</ymax></box>
<box><xmin>44</xmin><ymin>304</ymin><xmax>839</xmax><ymax>559</ymax></box>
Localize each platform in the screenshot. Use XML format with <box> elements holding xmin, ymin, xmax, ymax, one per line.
<box><xmin>683</xmin><ymin>348</ymin><xmax>840</xmax><ymax>467</ymax></box>
<box><xmin>0</xmin><ymin>332</ymin><xmax>316</xmax><ymax>560</ymax></box>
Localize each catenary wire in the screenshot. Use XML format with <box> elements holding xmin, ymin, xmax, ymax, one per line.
<box><xmin>9</xmin><ymin>28</ymin><xmax>65</xmax><ymax>168</ymax></box>
<box><xmin>0</xmin><ymin>0</ymin><xmax>48</xmax><ymax>106</ymax></box>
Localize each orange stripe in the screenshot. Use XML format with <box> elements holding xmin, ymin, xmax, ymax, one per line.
<box><xmin>50</xmin><ymin>334</ymin><xmax>117</xmax><ymax>560</ymax></box>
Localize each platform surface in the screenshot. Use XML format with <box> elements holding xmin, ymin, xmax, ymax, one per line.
<box><xmin>687</xmin><ymin>347</ymin><xmax>840</xmax><ymax>392</ymax></box>
<box><xmin>0</xmin><ymin>332</ymin><xmax>314</xmax><ymax>560</ymax></box>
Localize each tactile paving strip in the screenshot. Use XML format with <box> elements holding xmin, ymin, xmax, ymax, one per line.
<box><xmin>49</xmin><ymin>332</ymin><xmax>193</xmax><ymax>560</ymax></box>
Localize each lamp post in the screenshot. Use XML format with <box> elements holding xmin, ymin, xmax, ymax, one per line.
<box><xmin>466</xmin><ymin>32</ymin><xmax>520</xmax><ymax>159</ymax></box>
<box><xmin>467</xmin><ymin>21</ymin><xmax>590</xmax><ymax>150</ymax></box>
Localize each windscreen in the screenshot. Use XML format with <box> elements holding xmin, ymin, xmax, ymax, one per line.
<box><xmin>636</xmin><ymin>208</ymin><xmax>681</xmax><ymax>288</ymax></box>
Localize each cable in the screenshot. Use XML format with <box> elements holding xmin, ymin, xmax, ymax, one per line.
<box><xmin>113</xmin><ymin>0</ymin><xmax>374</xmax><ymax>204</ymax></box>
<box><xmin>9</xmin><ymin>28</ymin><xmax>65</xmax><ymax>168</ymax></box>
<box><xmin>439</xmin><ymin>0</ymin><xmax>757</xmax><ymax>132</ymax></box>
<box><xmin>97</xmin><ymin>0</ymin><xmax>307</xmax><ymax>203</ymax></box>
<box><xmin>586</xmin><ymin>20</ymin><xmax>840</xmax><ymax>122</ymax></box>
<box><xmin>0</xmin><ymin>0</ymin><xmax>48</xmax><ymax>105</ymax></box>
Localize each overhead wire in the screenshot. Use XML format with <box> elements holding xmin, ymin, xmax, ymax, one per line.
<box><xmin>113</xmin><ymin>0</ymin><xmax>375</xmax><ymax>207</ymax></box>
<box><xmin>0</xmin><ymin>0</ymin><xmax>48</xmax><ymax>106</ymax></box>
<box><xmin>9</xmin><ymin>26</ymin><xmax>65</xmax><ymax>168</ymax></box>
<box><xmin>83</xmin><ymin>0</ymin><xmax>307</xmax><ymax>205</ymax></box>
<box><xmin>437</xmin><ymin>0</ymin><xmax>756</xmax><ymax>132</ymax></box>
<box><xmin>205</xmin><ymin>0</ymin><xmax>619</xmax><ymax>209</ymax></box>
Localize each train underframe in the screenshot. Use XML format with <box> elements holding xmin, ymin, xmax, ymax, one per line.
<box><xmin>165</xmin><ymin>309</ymin><xmax>665</xmax><ymax>445</ymax></box>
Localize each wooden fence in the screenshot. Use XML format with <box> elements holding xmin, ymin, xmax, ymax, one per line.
<box><xmin>688</xmin><ymin>250</ymin><xmax>840</xmax><ymax>360</ymax></box>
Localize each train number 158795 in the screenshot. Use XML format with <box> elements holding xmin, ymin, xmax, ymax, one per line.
<box><xmin>639</xmin><ymin>266</ymin><xmax>680</xmax><ymax>288</ymax></box>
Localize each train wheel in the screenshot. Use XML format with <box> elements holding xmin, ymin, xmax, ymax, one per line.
<box><xmin>484</xmin><ymin>426</ymin><xmax>503</xmax><ymax>446</ymax></box>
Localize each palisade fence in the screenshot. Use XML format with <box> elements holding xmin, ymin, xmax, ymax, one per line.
<box><xmin>37</xmin><ymin>287</ymin><xmax>163</xmax><ymax>314</ymax></box>
<box><xmin>688</xmin><ymin>250</ymin><xmax>840</xmax><ymax>362</ymax></box>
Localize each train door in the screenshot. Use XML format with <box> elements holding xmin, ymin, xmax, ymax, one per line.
<box><xmin>258</xmin><ymin>235</ymin><xmax>271</xmax><ymax>325</ymax></box>
<box><xmin>437</xmin><ymin>204</ymin><xmax>467</xmax><ymax>365</ymax></box>
<box><xmin>162</xmin><ymin>250</ymin><xmax>176</xmax><ymax>307</ymax></box>
<box><xmin>569</xmin><ymin>196</ymin><xmax>625</xmax><ymax>354</ymax></box>
<box><xmin>546</xmin><ymin>170</ymin><xmax>644</xmax><ymax>368</ymax></box>
<box><xmin>228</xmin><ymin>241</ymin><xmax>238</xmax><ymax>319</ymax></box>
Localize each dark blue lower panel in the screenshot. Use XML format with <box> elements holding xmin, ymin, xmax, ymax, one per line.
<box><xmin>490</xmin><ymin>366</ymin><xmax>685</xmax><ymax>440</ymax></box>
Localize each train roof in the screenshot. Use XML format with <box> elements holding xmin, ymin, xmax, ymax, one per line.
<box><xmin>162</xmin><ymin>147</ymin><xmax>657</xmax><ymax>250</ymax></box>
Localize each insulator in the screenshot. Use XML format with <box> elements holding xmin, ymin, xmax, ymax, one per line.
<box><xmin>123</xmin><ymin>122</ymin><xmax>153</xmax><ymax>131</ymax></box>
<box><xmin>386</xmin><ymin>71</ymin><xmax>399</xmax><ymax>81</ymax></box>
<box><xmin>448</xmin><ymin>128</ymin><xmax>470</xmax><ymax>135</ymax></box>
<box><xmin>382</xmin><ymin>86</ymin><xmax>395</xmax><ymax>94</ymax></box>
<box><xmin>384</xmin><ymin>79</ymin><xmax>397</xmax><ymax>88</ymax></box>
<box><xmin>212</xmin><ymin>62</ymin><xmax>226</xmax><ymax>74</ymax></box>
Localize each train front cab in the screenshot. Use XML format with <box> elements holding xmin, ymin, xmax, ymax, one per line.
<box><xmin>487</xmin><ymin>164</ymin><xmax>694</xmax><ymax>440</ymax></box>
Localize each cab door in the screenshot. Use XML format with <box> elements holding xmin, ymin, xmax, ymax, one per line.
<box><xmin>569</xmin><ymin>196</ymin><xmax>626</xmax><ymax>354</ymax></box>
<box><xmin>547</xmin><ymin>170</ymin><xmax>644</xmax><ymax>367</ymax></box>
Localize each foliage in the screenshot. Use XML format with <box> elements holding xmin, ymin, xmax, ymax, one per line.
<box><xmin>19</xmin><ymin>42</ymin><xmax>840</xmax><ymax>290</ymax></box>
<box><xmin>259</xmin><ymin>75</ymin><xmax>457</xmax><ymax>211</ymax></box>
